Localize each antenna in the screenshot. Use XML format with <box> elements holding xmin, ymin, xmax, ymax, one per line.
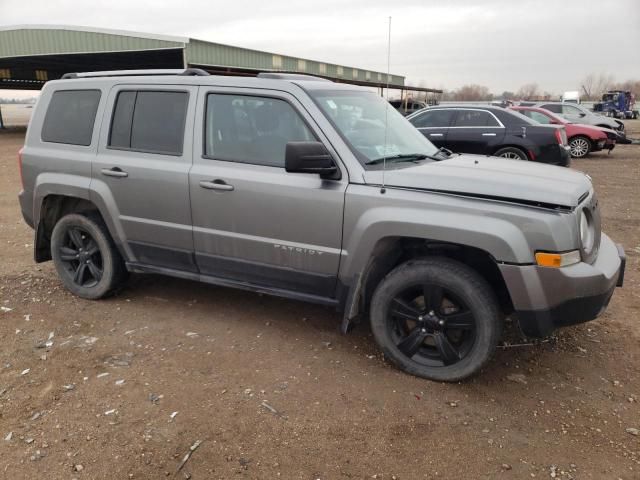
<box><xmin>381</xmin><ymin>15</ymin><xmax>391</xmax><ymax>194</ymax></box>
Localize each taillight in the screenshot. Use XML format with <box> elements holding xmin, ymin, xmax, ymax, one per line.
<box><xmin>554</xmin><ymin>128</ymin><xmax>562</xmax><ymax>144</ymax></box>
<box><xmin>18</xmin><ymin>147</ymin><xmax>24</xmax><ymax>189</ymax></box>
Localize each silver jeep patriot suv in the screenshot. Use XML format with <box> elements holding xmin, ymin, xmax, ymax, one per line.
<box><xmin>17</xmin><ymin>69</ymin><xmax>625</xmax><ymax>381</ymax></box>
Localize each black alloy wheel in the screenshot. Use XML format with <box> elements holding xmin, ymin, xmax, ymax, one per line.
<box><xmin>51</xmin><ymin>213</ymin><xmax>127</xmax><ymax>299</ymax></box>
<box><xmin>370</xmin><ymin>258</ymin><xmax>502</xmax><ymax>381</ymax></box>
<box><xmin>58</xmin><ymin>226</ymin><xmax>104</xmax><ymax>288</ymax></box>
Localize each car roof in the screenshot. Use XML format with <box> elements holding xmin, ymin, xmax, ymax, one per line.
<box><xmin>44</xmin><ymin>70</ymin><xmax>365</xmax><ymax>94</ymax></box>
<box><xmin>423</xmin><ymin>104</ymin><xmax>505</xmax><ymax>111</ymax></box>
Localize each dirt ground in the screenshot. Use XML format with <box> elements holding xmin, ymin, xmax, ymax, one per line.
<box><xmin>0</xmin><ymin>123</ymin><xmax>639</xmax><ymax>480</ymax></box>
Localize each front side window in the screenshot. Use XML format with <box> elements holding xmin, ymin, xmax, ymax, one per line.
<box><xmin>204</xmin><ymin>94</ymin><xmax>315</xmax><ymax>167</ymax></box>
<box><xmin>452</xmin><ymin>110</ymin><xmax>500</xmax><ymax>127</ymax></box>
<box><xmin>310</xmin><ymin>89</ymin><xmax>439</xmax><ymax>166</ymax></box>
<box><xmin>42</xmin><ymin>90</ymin><xmax>101</xmax><ymax>146</ymax></box>
<box><xmin>562</xmin><ymin>104</ymin><xmax>582</xmax><ymax>115</ymax></box>
<box><xmin>411</xmin><ymin>109</ymin><xmax>455</xmax><ymax>128</ymax></box>
<box><xmin>109</xmin><ymin>90</ymin><xmax>188</xmax><ymax>156</ymax></box>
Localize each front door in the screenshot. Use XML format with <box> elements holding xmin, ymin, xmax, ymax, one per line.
<box><xmin>189</xmin><ymin>88</ymin><xmax>347</xmax><ymax>298</ymax></box>
<box><xmin>446</xmin><ymin>109</ymin><xmax>505</xmax><ymax>155</ymax></box>
<box><xmin>93</xmin><ymin>85</ymin><xmax>198</xmax><ymax>271</ymax></box>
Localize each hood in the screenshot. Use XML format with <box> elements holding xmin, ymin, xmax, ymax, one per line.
<box><xmin>574</xmin><ymin>123</ymin><xmax>612</xmax><ymax>137</ymax></box>
<box><xmin>363</xmin><ymin>155</ymin><xmax>592</xmax><ymax>210</ymax></box>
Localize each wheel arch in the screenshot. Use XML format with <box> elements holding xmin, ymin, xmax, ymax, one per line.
<box><xmin>34</xmin><ymin>193</ymin><xmax>124</xmax><ymax>263</ymax></box>
<box><xmin>340</xmin><ymin>236</ymin><xmax>514</xmax><ymax>333</ymax></box>
<box><xmin>492</xmin><ymin>144</ymin><xmax>530</xmax><ymax>160</ymax></box>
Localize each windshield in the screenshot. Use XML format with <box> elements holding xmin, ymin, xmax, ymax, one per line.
<box><xmin>309</xmin><ymin>89</ymin><xmax>439</xmax><ymax>166</ymax></box>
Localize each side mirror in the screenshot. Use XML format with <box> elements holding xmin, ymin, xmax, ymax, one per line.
<box><xmin>285</xmin><ymin>142</ymin><xmax>340</xmax><ymax>179</ymax></box>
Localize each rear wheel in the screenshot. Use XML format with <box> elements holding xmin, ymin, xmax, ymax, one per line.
<box><xmin>494</xmin><ymin>147</ymin><xmax>528</xmax><ymax>160</ymax></box>
<box><xmin>370</xmin><ymin>258</ymin><xmax>502</xmax><ymax>382</ymax></box>
<box><xmin>51</xmin><ymin>213</ymin><xmax>127</xmax><ymax>299</ymax></box>
<box><xmin>568</xmin><ymin>135</ymin><xmax>592</xmax><ymax>158</ymax></box>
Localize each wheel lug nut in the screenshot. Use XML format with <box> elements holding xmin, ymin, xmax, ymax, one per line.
<box><xmin>421</xmin><ymin>328</ymin><xmax>427</xmax><ymax>333</ymax></box>
<box><xmin>439</xmin><ymin>320</ymin><xmax>445</xmax><ymax>326</ymax></box>
<box><xmin>418</xmin><ymin>316</ymin><xmax>423</xmax><ymax>321</ymax></box>
<box><xmin>429</xmin><ymin>310</ymin><xmax>435</xmax><ymax>316</ymax></box>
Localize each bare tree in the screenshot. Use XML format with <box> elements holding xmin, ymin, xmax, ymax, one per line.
<box><xmin>581</xmin><ymin>73</ymin><xmax>615</xmax><ymax>100</ymax></box>
<box><xmin>452</xmin><ymin>84</ymin><xmax>492</xmax><ymax>101</ymax></box>
<box><xmin>516</xmin><ymin>83</ymin><xmax>540</xmax><ymax>100</ymax></box>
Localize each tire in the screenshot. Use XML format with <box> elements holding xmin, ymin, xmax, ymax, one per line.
<box><xmin>370</xmin><ymin>257</ymin><xmax>502</xmax><ymax>382</ymax></box>
<box><xmin>494</xmin><ymin>146</ymin><xmax>528</xmax><ymax>160</ymax></box>
<box><xmin>50</xmin><ymin>213</ymin><xmax>127</xmax><ymax>299</ymax></box>
<box><xmin>568</xmin><ymin>135</ymin><xmax>592</xmax><ymax>158</ymax></box>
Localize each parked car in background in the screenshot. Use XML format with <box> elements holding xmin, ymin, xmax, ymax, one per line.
<box><xmin>531</xmin><ymin>102</ymin><xmax>628</xmax><ymax>143</ymax></box>
<box><xmin>389</xmin><ymin>99</ymin><xmax>427</xmax><ymax>116</ymax></box>
<box><xmin>407</xmin><ymin>105</ymin><xmax>571</xmax><ymax>166</ymax></box>
<box><xmin>510</xmin><ymin>106</ymin><xmax>616</xmax><ymax>158</ymax></box>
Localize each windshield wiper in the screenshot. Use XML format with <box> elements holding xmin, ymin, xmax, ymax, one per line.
<box><xmin>366</xmin><ymin>153</ymin><xmax>432</xmax><ymax>165</ymax></box>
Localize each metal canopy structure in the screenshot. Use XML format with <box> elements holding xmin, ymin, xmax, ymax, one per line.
<box><xmin>0</xmin><ymin>25</ymin><xmax>442</xmax><ymax>95</ymax></box>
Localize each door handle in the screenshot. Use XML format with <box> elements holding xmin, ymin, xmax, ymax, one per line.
<box><xmin>482</xmin><ymin>133</ymin><xmax>497</xmax><ymax>137</ymax></box>
<box><xmin>199</xmin><ymin>179</ymin><xmax>234</xmax><ymax>191</ymax></box>
<box><xmin>429</xmin><ymin>133</ymin><xmax>443</xmax><ymax>137</ymax></box>
<box><xmin>101</xmin><ymin>167</ymin><xmax>128</xmax><ymax>178</ymax></box>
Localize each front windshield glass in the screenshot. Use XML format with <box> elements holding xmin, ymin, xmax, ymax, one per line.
<box><xmin>309</xmin><ymin>89</ymin><xmax>439</xmax><ymax>166</ymax></box>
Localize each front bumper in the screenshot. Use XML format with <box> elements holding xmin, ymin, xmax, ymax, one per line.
<box><xmin>592</xmin><ymin>139</ymin><xmax>616</xmax><ymax>153</ymax></box>
<box><xmin>499</xmin><ymin>234</ymin><xmax>625</xmax><ymax>337</ymax></box>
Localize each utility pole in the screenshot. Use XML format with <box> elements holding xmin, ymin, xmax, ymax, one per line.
<box><xmin>0</xmin><ymin>104</ymin><xmax>5</xmax><ymax>129</ymax></box>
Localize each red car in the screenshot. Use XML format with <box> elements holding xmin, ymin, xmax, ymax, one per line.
<box><xmin>510</xmin><ymin>106</ymin><xmax>616</xmax><ymax>158</ymax></box>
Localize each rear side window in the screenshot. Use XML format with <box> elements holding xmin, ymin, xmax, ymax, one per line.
<box><xmin>541</xmin><ymin>104</ymin><xmax>562</xmax><ymax>113</ymax></box>
<box><xmin>411</xmin><ymin>109</ymin><xmax>455</xmax><ymax>128</ymax></box>
<box><xmin>452</xmin><ymin>110</ymin><xmax>500</xmax><ymax>127</ymax></box>
<box><xmin>109</xmin><ymin>90</ymin><xmax>188</xmax><ymax>156</ymax></box>
<box><xmin>41</xmin><ymin>90</ymin><xmax>101</xmax><ymax>146</ymax></box>
<box><xmin>521</xmin><ymin>110</ymin><xmax>552</xmax><ymax>124</ymax></box>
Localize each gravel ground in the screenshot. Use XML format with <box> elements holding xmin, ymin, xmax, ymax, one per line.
<box><xmin>0</xmin><ymin>123</ymin><xmax>639</xmax><ymax>479</ymax></box>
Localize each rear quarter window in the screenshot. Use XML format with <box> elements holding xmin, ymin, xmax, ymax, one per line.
<box><xmin>41</xmin><ymin>89</ymin><xmax>101</xmax><ymax>146</ymax></box>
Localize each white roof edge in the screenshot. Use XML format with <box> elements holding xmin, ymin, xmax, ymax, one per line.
<box><xmin>0</xmin><ymin>24</ymin><xmax>189</xmax><ymax>44</ymax></box>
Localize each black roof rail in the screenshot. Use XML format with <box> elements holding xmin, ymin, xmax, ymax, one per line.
<box><xmin>257</xmin><ymin>72</ymin><xmax>332</xmax><ymax>82</ymax></box>
<box><xmin>179</xmin><ymin>68</ymin><xmax>210</xmax><ymax>76</ymax></box>
<box><xmin>60</xmin><ymin>69</ymin><xmax>209</xmax><ymax>79</ymax></box>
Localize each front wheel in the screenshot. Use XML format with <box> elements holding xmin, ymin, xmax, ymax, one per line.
<box><xmin>51</xmin><ymin>213</ymin><xmax>127</xmax><ymax>299</ymax></box>
<box><xmin>370</xmin><ymin>258</ymin><xmax>502</xmax><ymax>382</ymax></box>
<box><xmin>568</xmin><ymin>135</ymin><xmax>592</xmax><ymax>158</ymax></box>
<box><xmin>494</xmin><ymin>147</ymin><xmax>528</xmax><ymax>160</ymax></box>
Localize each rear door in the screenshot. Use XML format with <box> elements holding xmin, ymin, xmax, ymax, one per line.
<box><xmin>445</xmin><ymin>109</ymin><xmax>505</xmax><ymax>154</ymax></box>
<box><xmin>93</xmin><ymin>85</ymin><xmax>198</xmax><ymax>271</ymax></box>
<box><xmin>189</xmin><ymin>88</ymin><xmax>347</xmax><ymax>298</ymax></box>
<box><xmin>408</xmin><ymin>108</ymin><xmax>454</xmax><ymax>147</ymax></box>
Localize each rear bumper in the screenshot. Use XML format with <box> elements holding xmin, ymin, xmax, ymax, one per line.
<box><xmin>499</xmin><ymin>234</ymin><xmax>624</xmax><ymax>337</ymax></box>
<box><xmin>18</xmin><ymin>190</ymin><xmax>34</xmax><ymax>229</ymax></box>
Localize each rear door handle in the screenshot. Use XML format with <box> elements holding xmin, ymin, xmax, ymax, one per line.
<box><xmin>101</xmin><ymin>167</ymin><xmax>128</xmax><ymax>178</ymax></box>
<box><xmin>429</xmin><ymin>133</ymin><xmax>443</xmax><ymax>137</ymax></box>
<box><xmin>482</xmin><ymin>133</ymin><xmax>497</xmax><ymax>137</ymax></box>
<box><xmin>199</xmin><ymin>179</ymin><xmax>234</xmax><ymax>191</ymax></box>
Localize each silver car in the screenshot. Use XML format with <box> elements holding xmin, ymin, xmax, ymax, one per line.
<box><xmin>17</xmin><ymin>70</ymin><xmax>625</xmax><ymax>381</ymax></box>
<box><xmin>532</xmin><ymin>102</ymin><xmax>626</xmax><ymax>136</ymax></box>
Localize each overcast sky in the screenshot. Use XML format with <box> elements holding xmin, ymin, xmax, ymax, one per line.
<box><xmin>1</xmin><ymin>0</ymin><xmax>639</xmax><ymax>95</ymax></box>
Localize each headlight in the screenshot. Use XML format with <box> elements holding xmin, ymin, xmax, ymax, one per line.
<box><xmin>579</xmin><ymin>208</ymin><xmax>595</xmax><ymax>254</ymax></box>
